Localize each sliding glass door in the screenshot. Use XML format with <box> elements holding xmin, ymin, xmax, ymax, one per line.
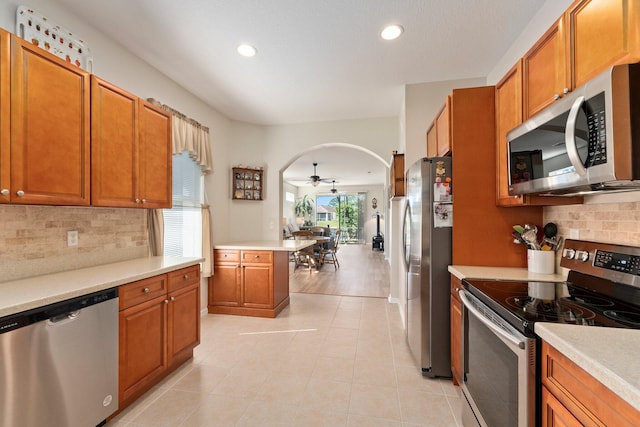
<box><xmin>316</xmin><ymin>192</ymin><xmax>365</xmax><ymax>243</ymax></box>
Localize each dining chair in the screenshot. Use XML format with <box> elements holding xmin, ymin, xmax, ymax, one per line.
<box><xmin>320</xmin><ymin>229</ymin><xmax>341</xmax><ymax>270</ymax></box>
<box><xmin>292</xmin><ymin>230</ymin><xmax>317</xmax><ymax>272</ymax></box>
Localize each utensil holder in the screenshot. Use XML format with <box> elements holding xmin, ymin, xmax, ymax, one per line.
<box><xmin>527</xmin><ymin>249</ymin><xmax>555</xmax><ymax>274</ymax></box>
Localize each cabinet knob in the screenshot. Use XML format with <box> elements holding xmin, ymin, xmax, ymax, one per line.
<box><xmin>170</xmin><ymin>296</ymin><xmax>175</xmax><ymax>302</ymax></box>
<box><xmin>183</xmin><ymin>274</ymin><xmax>189</xmax><ymax>279</ymax></box>
<box><xmin>143</xmin><ymin>287</ymin><xmax>150</xmax><ymax>293</ymax></box>
<box><xmin>563</xmin><ymin>87</ymin><xmax>570</xmax><ymax>94</ymax></box>
<box><xmin>16</xmin><ymin>190</ymin><xmax>25</xmax><ymax>197</ymax></box>
<box><xmin>553</xmin><ymin>93</ymin><xmax>560</xmax><ymax>100</ymax></box>
<box><xmin>164</xmin><ymin>299</ymin><xmax>169</xmax><ymax>304</ymax></box>
<box><xmin>254</xmin><ymin>255</ymin><xmax>260</xmax><ymax>259</ymax></box>
<box><xmin>142</xmin><ymin>199</ymin><xmax>147</xmax><ymax>204</ymax></box>
<box><xmin>0</xmin><ymin>189</ymin><xmax>8</xmax><ymax>196</ymax></box>
<box><xmin>135</xmin><ymin>198</ymin><xmax>141</xmax><ymax>203</ymax></box>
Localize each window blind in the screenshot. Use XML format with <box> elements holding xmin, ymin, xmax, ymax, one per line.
<box><xmin>164</xmin><ymin>151</ymin><xmax>203</xmax><ymax>257</ymax></box>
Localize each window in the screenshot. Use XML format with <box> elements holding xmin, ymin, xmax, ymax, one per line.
<box><xmin>164</xmin><ymin>151</ymin><xmax>203</xmax><ymax>257</ymax></box>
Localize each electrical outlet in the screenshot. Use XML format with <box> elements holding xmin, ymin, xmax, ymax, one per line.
<box><xmin>67</xmin><ymin>230</ymin><xmax>78</xmax><ymax>247</ymax></box>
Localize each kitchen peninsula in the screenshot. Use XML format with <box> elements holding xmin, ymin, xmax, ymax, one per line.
<box><xmin>209</xmin><ymin>240</ymin><xmax>315</xmax><ymax>318</ymax></box>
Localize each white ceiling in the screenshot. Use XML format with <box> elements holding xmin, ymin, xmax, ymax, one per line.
<box><xmin>52</xmin><ymin>0</ymin><xmax>546</xmax><ymax>186</ymax></box>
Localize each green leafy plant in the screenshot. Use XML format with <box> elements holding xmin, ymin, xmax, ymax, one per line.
<box><xmin>294</xmin><ymin>194</ymin><xmax>314</xmax><ymax>219</ymax></box>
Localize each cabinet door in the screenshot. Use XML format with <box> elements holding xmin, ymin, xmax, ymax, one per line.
<box><xmin>167</xmin><ymin>283</ymin><xmax>200</xmax><ymax>365</ymax></box>
<box><xmin>119</xmin><ymin>295</ymin><xmax>167</xmax><ymax>403</ymax></box>
<box><xmin>242</xmin><ymin>264</ymin><xmax>273</xmax><ymax>308</ymax></box>
<box><xmin>10</xmin><ymin>35</ymin><xmax>90</xmax><ymax>205</ymax></box>
<box><xmin>495</xmin><ymin>62</ymin><xmax>528</xmax><ymax>206</ymax></box>
<box><xmin>426</xmin><ymin>124</ymin><xmax>437</xmax><ymax>157</ymax></box>
<box><xmin>389</xmin><ymin>152</ymin><xmax>404</xmax><ymax>198</ymax></box>
<box><xmin>0</xmin><ymin>29</ymin><xmax>9</xmax><ymax>203</ymax></box>
<box><xmin>138</xmin><ymin>99</ymin><xmax>171</xmax><ymax>208</ymax></box>
<box><xmin>523</xmin><ymin>17</ymin><xmax>569</xmax><ymax>119</ymax></box>
<box><xmin>568</xmin><ymin>0</ymin><xmax>640</xmax><ymax>89</ymax></box>
<box><xmin>435</xmin><ymin>97</ymin><xmax>452</xmax><ymax>156</ymax></box>
<box><xmin>210</xmin><ymin>263</ymin><xmax>241</xmax><ymax>306</ymax></box>
<box><xmin>450</xmin><ymin>276</ymin><xmax>462</xmax><ymax>386</ymax></box>
<box><xmin>91</xmin><ymin>76</ymin><xmax>138</xmax><ymax>207</ymax></box>
<box><xmin>541</xmin><ymin>386</ymin><xmax>583</xmax><ymax>427</ymax></box>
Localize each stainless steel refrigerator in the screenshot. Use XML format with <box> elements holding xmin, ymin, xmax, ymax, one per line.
<box><xmin>402</xmin><ymin>157</ymin><xmax>453</xmax><ymax>377</ymax></box>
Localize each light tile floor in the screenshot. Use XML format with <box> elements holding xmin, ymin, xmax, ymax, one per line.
<box><xmin>107</xmin><ymin>293</ymin><xmax>462</xmax><ymax>426</ymax></box>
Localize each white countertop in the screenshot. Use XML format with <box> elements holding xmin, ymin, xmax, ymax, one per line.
<box><xmin>448</xmin><ymin>265</ymin><xmax>567</xmax><ymax>282</ymax></box>
<box><xmin>0</xmin><ymin>256</ymin><xmax>203</xmax><ymax>318</ymax></box>
<box><xmin>536</xmin><ymin>323</ymin><xmax>640</xmax><ymax>411</ymax></box>
<box><xmin>214</xmin><ymin>240</ymin><xmax>315</xmax><ymax>251</ymax></box>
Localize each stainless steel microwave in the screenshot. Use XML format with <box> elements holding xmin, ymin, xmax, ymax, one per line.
<box><xmin>507</xmin><ymin>63</ymin><xmax>640</xmax><ymax>196</ymax></box>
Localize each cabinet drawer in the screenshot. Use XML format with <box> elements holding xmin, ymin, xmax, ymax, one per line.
<box><xmin>450</xmin><ymin>276</ymin><xmax>462</xmax><ymax>302</ymax></box>
<box><xmin>168</xmin><ymin>265</ymin><xmax>200</xmax><ymax>293</ymax></box>
<box><xmin>214</xmin><ymin>249</ymin><xmax>240</xmax><ymax>263</ymax></box>
<box><xmin>241</xmin><ymin>250</ymin><xmax>273</xmax><ymax>264</ymax></box>
<box><xmin>119</xmin><ymin>274</ymin><xmax>167</xmax><ymax>310</ymax></box>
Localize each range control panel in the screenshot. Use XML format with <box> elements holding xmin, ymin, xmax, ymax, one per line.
<box><xmin>593</xmin><ymin>250</ymin><xmax>640</xmax><ymax>275</ymax></box>
<box><xmin>561</xmin><ymin>239</ymin><xmax>640</xmax><ymax>286</ymax></box>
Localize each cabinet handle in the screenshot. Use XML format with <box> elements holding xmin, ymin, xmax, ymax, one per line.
<box><xmin>553</xmin><ymin>93</ymin><xmax>560</xmax><ymax>100</ymax></box>
<box><xmin>170</xmin><ymin>296</ymin><xmax>175</xmax><ymax>302</ymax></box>
<box><xmin>0</xmin><ymin>189</ymin><xmax>8</xmax><ymax>196</ymax></box>
<box><xmin>16</xmin><ymin>190</ymin><xmax>25</xmax><ymax>197</ymax></box>
<box><xmin>143</xmin><ymin>287</ymin><xmax>150</xmax><ymax>293</ymax></box>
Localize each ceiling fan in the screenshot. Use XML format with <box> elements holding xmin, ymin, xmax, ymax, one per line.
<box><xmin>307</xmin><ymin>162</ymin><xmax>333</xmax><ymax>187</ymax></box>
<box><xmin>330</xmin><ymin>180</ymin><xmax>338</xmax><ymax>194</ymax></box>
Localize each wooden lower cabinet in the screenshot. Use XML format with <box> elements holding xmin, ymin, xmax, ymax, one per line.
<box><xmin>541</xmin><ymin>341</ymin><xmax>640</xmax><ymax>426</ymax></box>
<box><xmin>450</xmin><ymin>276</ymin><xmax>462</xmax><ymax>386</ymax></box>
<box><xmin>209</xmin><ymin>249</ymin><xmax>290</xmax><ymax>318</ymax></box>
<box><xmin>117</xmin><ymin>265</ymin><xmax>200</xmax><ymax>412</ymax></box>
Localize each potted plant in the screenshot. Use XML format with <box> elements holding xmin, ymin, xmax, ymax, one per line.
<box><xmin>295</xmin><ymin>194</ymin><xmax>314</xmax><ymax>225</ymax></box>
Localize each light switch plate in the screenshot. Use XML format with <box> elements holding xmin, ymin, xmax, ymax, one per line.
<box><xmin>67</xmin><ymin>230</ymin><xmax>78</xmax><ymax>247</ymax></box>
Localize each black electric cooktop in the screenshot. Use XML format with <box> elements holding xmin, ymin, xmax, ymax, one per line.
<box><xmin>462</xmin><ymin>239</ymin><xmax>640</xmax><ymax>336</ymax></box>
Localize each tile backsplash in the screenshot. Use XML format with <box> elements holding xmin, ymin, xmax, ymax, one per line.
<box><xmin>0</xmin><ymin>205</ymin><xmax>148</xmax><ymax>282</ymax></box>
<box><xmin>544</xmin><ymin>201</ymin><xmax>640</xmax><ymax>246</ymax></box>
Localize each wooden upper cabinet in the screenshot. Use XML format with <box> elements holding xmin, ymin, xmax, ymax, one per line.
<box><xmin>91</xmin><ymin>77</ymin><xmax>171</xmax><ymax>208</ymax></box>
<box><xmin>0</xmin><ymin>29</ymin><xmax>9</xmax><ymax>204</ymax></box>
<box><xmin>523</xmin><ymin>0</ymin><xmax>640</xmax><ymax>120</ymax></box>
<box><xmin>389</xmin><ymin>151</ymin><xmax>404</xmax><ymax>199</ymax></box>
<box><xmin>91</xmin><ymin>76</ymin><xmax>138</xmax><ymax>207</ymax></box>
<box><xmin>568</xmin><ymin>0</ymin><xmax>640</xmax><ymax>88</ymax></box>
<box><xmin>435</xmin><ymin>96</ymin><xmax>452</xmax><ymax>156</ymax></box>
<box><xmin>523</xmin><ymin>17</ymin><xmax>569</xmax><ymax>119</ymax></box>
<box><xmin>495</xmin><ymin>61</ymin><xmax>526</xmax><ymax>206</ymax></box>
<box><xmin>426</xmin><ymin>124</ymin><xmax>437</xmax><ymax>158</ymax></box>
<box><xmin>10</xmin><ymin>35</ymin><xmax>90</xmax><ymax>205</ymax></box>
<box><xmin>138</xmin><ymin>99</ymin><xmax>171</xmax><ymax>208</ymax></box>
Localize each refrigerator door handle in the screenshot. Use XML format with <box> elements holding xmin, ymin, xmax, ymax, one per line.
<box><xmin>401</xmin><ymin>200</ymin><xmax>411</xmax><ymax>271</ymax></box>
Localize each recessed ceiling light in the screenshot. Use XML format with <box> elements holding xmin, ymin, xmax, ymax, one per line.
<box><xmin>381</xmin><ymin>24</ymin><xmax>404</xmax><ymax>41</ymax></box>
<box><xmin>237</xmin><ymin>44</ymin><xmax>257</xmax><ymax>57</ymax></box>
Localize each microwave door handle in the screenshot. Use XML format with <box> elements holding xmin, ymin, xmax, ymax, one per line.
<box><xmin>565</xmin><ymin>95</ymin><xmax>588</xmax><ymax>176</ymax></box>
<box><xmin>458</xmin><ymin>289</ymin><xmax>526</xmax><ymax>350</ymax></box>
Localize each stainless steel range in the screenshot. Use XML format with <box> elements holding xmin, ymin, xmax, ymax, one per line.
<box><xmin>459</xmin><ymin>239</ymin><xmax>640</xmax><ymax>427</ymax></box>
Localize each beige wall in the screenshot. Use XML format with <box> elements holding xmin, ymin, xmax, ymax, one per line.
<box><xmin>0</xmin><ymin>205</ymin><xmax>147</xmax><ymax>281</ymax></box>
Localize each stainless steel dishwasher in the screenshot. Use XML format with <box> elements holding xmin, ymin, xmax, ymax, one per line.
<box><xmin>0</xmin><ymin>288</ymin><xmax>119</xmax><ymax>427</ymax></box>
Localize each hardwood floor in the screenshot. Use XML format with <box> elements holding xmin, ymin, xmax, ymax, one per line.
<box><xmin>289</xmin><ymin>243</ymin><xmax>390</xmax><ymax>298</ymax></box>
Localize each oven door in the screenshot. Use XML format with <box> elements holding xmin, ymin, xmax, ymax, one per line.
<box><xmin>459</xmin><ymin>289</ymin><xmax>536</xmax><ymax>427</ymax></box>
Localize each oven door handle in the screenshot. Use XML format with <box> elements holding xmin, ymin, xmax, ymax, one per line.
<box><xmin>459</xmin><ymin>289</ymin><xmax>526</xmax><ymax>350</ymax></box>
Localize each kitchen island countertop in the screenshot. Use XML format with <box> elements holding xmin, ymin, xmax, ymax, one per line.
<box><xmin>214</xmin><ymin>240</ymin><xmax>315</xmax><ymax>251</ymax></box>
<box><xmin>0</xmin><ymin>256</ymin><xmax>203</xmax><ymax>318</ymax></box>
<box><xmin>536</xmin><ymin>323</ymin><xmax>640</xmax><ymax>412</ymax></box>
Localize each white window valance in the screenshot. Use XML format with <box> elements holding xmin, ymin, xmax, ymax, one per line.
<box><xmin>147</xmin><ymin>98</ymin><xmax>213</xmax><ymax>173</ymax></box>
